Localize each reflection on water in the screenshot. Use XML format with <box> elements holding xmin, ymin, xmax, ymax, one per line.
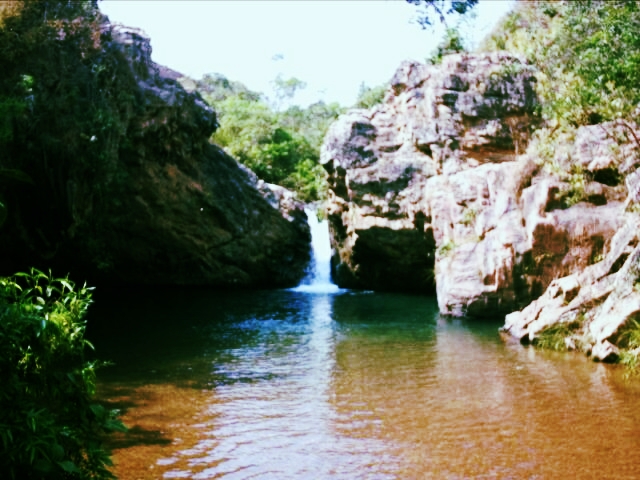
<box><xmin>89</xmin><ymin>288</ymin><xmax>640</xmax><ymax>479</ymax></box>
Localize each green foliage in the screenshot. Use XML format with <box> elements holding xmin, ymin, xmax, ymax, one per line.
<box><xmin>460</xmin><ymin>206</ymin><xmax>477</xmax><ymax>226</ymax></box>
<box><xmin>618</xmin><ymin>318</ymin><xmax>640</xmax><ymax>351</ymax></box>
<box><xmin>0</xmin><ymin>268</ymin><xmax>125</xmax><ymax>479</ymax></box>
<box><xmin>428</xmin><ymin>27</ymin><xmax>466</xmax><ymax>64</ymax></box>
<box><xmin>0</xmin><ymin>167</ymin><xmax>33</xmax><ymax>228</ymax></box>
<box><xmin>354</xmin><ymin>83</ymin><xmax>386</xmax><ymax>109</ymax></box>
<box><xmin>407</xmin><ymin>0</ymin><xmax>478</xmax><ymax>27</ymax></box>
<box><xmin>271</xmin><ymin>75</ymin><xmax>307</xmax><ymax>111</ymax></box>
<box><xmin>561</xmin><ymin>164</ymin><xmax>588</xmax><ymax>207</ymax></box>
<box><xmin>194</xmin><ymin>73</ymin><xmax>260</xmax><ymax>103</ymax></box>
<box><xmin>199</xmin><ymin>73</ymin><xmax>345</xmax><ymax>202</ymax></box>
<box><xmin>482</xmin><ymin>1</ymin><xmax>640</xmax><ymax>130</ymax></box>
<box><xmin>616</xmin><ymin>318</ymin><xmax>640</xmax><ymax>374</ymax></box>
<box><xmin>436</xmin><ymin>239</ymin><xmax>456</xmax><ymax>257</ymax></box>
<box><xmin>0</xmin><ymin>0</ymin><xmax>138</xmax><ymax>262</ymax></box>
<box><xmin>533</xmin><ymin>320</ymin><xmax>581</xmax><ymax>352</ymax></box>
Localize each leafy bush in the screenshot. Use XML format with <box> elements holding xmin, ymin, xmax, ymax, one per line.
<box><xmin>427</xmin><ymin>27</ymin><xmax>466</xmax><ymax>64</ymax></box>
<box><xmin>615</xmin><ymin>318</ymin><xmax>640</xmax><ymax>373</ymax></box>
<box><xmin>0</xmin><ymin>269</ymin><xmax>124</xmax><ymax>479</ymax></box>
<box><xmin>482</xmin><ymin>1</ymin><xmax>640</xmax><ymax>130</ymax></box>
<box><xmin>533</xmin><ymin>322</ymin><xmax>575</xmax><ymax>351</ymax></box>
<box><xmin>0</xmin><ymin>1</ymin><xmax>140</xmax><ymax>272</ymax></box>
<box><xmin>436</xmin><ymin>239</ymin><xmax>456</xmax><ymax>257</ymax></box>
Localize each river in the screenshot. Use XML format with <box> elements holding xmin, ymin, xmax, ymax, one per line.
<box><xmin>87</xmin><ymin>214</ymin><xmax>640</xmax><ymax>479</ymax></box>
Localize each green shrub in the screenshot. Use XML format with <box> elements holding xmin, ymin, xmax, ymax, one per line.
<box><xmin>615</xmin><ymin>318</ymin><xmax>640</xmax><ymax>374</ymax></box>
<box><xmin>0</xmin><ymin>268</ymin><xmax>124</xmax><ymax>479</ymax></box>
<box><xmin>436</xmin><ymin>239</ymin><xmax>456</xmax><ymax>257</ymax></box>
<box><xmin>428</xmin><ymin>27</ymin><xmax>466</xmax><ymax>64</ymax></box>
<box><xmin>482</xmin><ymin>1</ymin><xmax>640</xmax><ymax>130</ymax></box>
<box><xmin>533</xmin><ymin>320</ymin><xmax>581</xmax><ymax>352</ymax></box>
<box><xmin>460</xmin><ymin>207</ymin><xmax>478</xmax><ymax>226</ymax></box>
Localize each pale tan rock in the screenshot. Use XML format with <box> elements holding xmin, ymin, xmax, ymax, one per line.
<box><xmin>322</xmin><ymin>50</ymin><xmax>632</xmax><ymax>328</ymax></box>
<box><xmin>321</xmin><ymin>52</ymin><xmax>538</xmax><ymax>295</ymax></box>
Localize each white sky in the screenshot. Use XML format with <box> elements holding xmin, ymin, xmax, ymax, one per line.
<box><xmin>100</xmin><ymin>0</ymin><xmax>514</xmax><ymax>107</ymax></box>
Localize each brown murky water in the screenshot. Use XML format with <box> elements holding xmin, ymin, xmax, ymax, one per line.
<box><xmin>89</xmin><ymin>288</ymin><xmax>640</xmax><ymax>479</ymax></box>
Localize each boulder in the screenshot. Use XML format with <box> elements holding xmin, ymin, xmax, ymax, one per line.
<box><xmin>501</xmin><ymin>213</ymin><xmax>640</xmax><ymax>360</ymax></box>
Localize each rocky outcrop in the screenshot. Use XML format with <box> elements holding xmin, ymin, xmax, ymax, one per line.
<box><xmin>1</xmin><ymin>20</ymin><xmax>310</xmax><ymax>287</ymax></box>
<box><xmin>322</xmin><ymin>52</ymin><xmax>632</xmax><ymax>319</ymax></box>
<box><xmin>501</xmin><ymin>214</ymin><xmax>639</xmax><ymax>359</ymax></box>
<box><xmin>501</xmin><ymin>122</ymin><xmax>640</xmax><ymax>360</ymax></box>
<box><xmin>322</xmin><ymin>52</ymin><xmax>539</xmax><ymax>298</ymax></box>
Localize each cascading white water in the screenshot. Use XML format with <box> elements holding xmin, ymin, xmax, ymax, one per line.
<box><xmin>291</xmin><ymin>208</ymin><xmax>340</xmax><ymax>293</ymax></box>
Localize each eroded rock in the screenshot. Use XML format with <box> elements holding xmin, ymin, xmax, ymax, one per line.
<box><xmin>322</xmin><ymin>53</ymin><xmax>538</xmax><ymax>295</ymax></box>
<box><xmin>322</xmin><ymin>52</ymin><xmax>634</xmax><ymax>326</ymax></box>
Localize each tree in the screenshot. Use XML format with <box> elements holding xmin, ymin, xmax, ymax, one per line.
<box><xmin>0</xmin><ymin>0</ymin><xmax>139</xmax><ymax>272</ymax></box>
<box><xmin>482</xmin><ymin>0</ymin><xmax>640</xmax><ymax>128</ymax></box>
<box><xmin>195</xmin><ymin>73</ymin><xmax>260</xmax><ymax>103</ymax></box>
<box><xmin>406</xmin><ymin>0</ymin><xmax>478</xmax><ymax>28</ymax></box>
<box><xmin>271</xmin><ymin>75</ymin><xmax>307</xmax><ymax>111</ymax></box>
<box><xmin>427</xmin><ymin>27</ymin><xmax>466</xmax><ymax>64</ymax></box>
<box><xmin>199</xmin><ymin>74</ymin><xmax>344</xmax><ymax>202</ymax></box>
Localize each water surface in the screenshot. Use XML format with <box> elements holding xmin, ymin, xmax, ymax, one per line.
<box><xmin>89</xmin><ymin>288</ymin><xmax>640</xmax><ymax>479</ymax></box>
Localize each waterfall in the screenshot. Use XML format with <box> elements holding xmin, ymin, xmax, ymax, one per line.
<box><xmin>292</xmin><ymin>208</ymin><xmax>340</xmax><ymax>294</ymax></box>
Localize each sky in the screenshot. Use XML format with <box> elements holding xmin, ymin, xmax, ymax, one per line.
<box><xmin>100</xmin><ymin>0</ymin><xmax>514</xmax><ymax>107</ymax></box>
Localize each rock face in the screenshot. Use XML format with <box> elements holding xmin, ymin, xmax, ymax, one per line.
<box><xmin>501</xmin><ymin>122</ymin><xmax>640</xmax><ymax>360</ymax></box>
<box><xmin>322</xmin><ymin>52</ymin><xmax>630</xmax><ymax>319</ymax></box>
<box><xmin>2</xmin><ymin>21</ymin><xmax>310</xmax><ymax>287</ymax></box>
<box><xmin>322</xmin><ymin>52</ymin><xmax>539</xmax><ymax>299</ymax></box>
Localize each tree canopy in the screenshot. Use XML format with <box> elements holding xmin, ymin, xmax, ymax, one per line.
<box><xmin>198</xmin><ymin>74</ymin><xmax>345</xmax><ymax>202</ymax></box>
<box><xmin>407</xmin><ymin>0</ymin><xmax>479</xmax><ymax>27</ymax></box>
<box><xmin>482</xmin><ymin>0</ymin><xmax>640</xmax><ymax>130</ymax></box>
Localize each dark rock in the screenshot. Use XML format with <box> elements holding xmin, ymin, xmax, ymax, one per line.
<box><xmin>1</xmin><ymin>20</ymin><xmax>310</xmax><ymax>288</ymax></box>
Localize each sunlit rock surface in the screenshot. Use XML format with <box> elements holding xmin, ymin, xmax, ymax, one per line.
<box><xmin>501</xmin><ymin>122</ymin><xmax>640</xmax><ymax>360</ymax></box>
<box><xmin>321</xmin><ymin>52</ymin><xmax>538</xmax><ymax>300</ymax></box>
<box><xmin>322</xmin><ymin>52</ymin><xmax>635</xmax><ymax>325</ymax></box>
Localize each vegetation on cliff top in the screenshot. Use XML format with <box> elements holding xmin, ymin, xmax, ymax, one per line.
<box><xmin>483</xmin><ymin>0</ymin><xmax>640</xmax><ymax>367</ymax></box>
<box><xmin>481</xmin><ymin>0</ymin><xmax>640</xmax><ymax>157</ymax></box>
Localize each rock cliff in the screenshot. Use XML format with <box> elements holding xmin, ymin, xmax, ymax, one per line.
<box><xmin>321</xmin><ymin>52</ymin><xmax>629</xmax><ymax>318</ymax></box>
<box><xmin>1</xmin><ymin>19</ymin><xmax>310</xmax><ymax>287</ymax></box>
<box><xmin>322</xmin><ymin>52</ymin><xmax>539</xmax><ymax>301</ymax></box>
<box><xmin>501</xmin><ymin>122</ymin><xmax>640</xmax><ymax>361</ymax></box>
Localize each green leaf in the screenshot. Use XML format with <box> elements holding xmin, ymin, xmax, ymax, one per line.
<box><xmin>59</xmin><ymin>280</ymin><xmax>73</xmax><ymax>292</ymax></box>
<box><xmin>0</xmin><ymin>168</ymin><xmax>35</xmax><ymax>185</ymax></box>
<box><xmin>57</xmin><ymin>460</ymin><xmax>80</xmax><ymax>473</ymax></box>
